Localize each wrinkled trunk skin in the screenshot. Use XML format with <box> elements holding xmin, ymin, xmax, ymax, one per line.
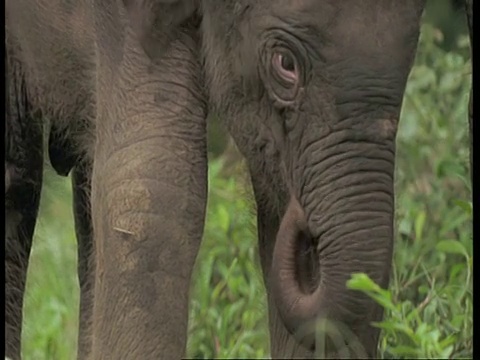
<box><xmin>252</xmin><ymin>116</ymin><xmax>397</xmax><ymax>358</ymax></box>
<box><xmin>90</xmin><ymin>3</ymin><xmax>207</xmax><ymax>359</ymax></box>
<box><xmin>272</xmin><ymin>126</ymin><xmax>396</xmax><ymax>357</ymax></box>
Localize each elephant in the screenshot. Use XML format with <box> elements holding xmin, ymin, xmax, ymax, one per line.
<box><xmin>4</xmin><ymin>0</ymin><xmax>473</xmax><ymax>359</ymax></box>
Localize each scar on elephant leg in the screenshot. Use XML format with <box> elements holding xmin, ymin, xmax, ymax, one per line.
<box><xmin>113</xmin><ymin>227</ymin><xmax>136</xmax><ymax>236</ymax></box>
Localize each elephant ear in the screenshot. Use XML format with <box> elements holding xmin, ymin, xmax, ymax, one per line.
<box><xmin>123</xmin><ymin>0</ymin><xmax>199</xmax><ymax>58</ymax></box>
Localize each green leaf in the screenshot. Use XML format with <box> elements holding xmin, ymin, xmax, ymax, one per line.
<box><xmin>398</xmin><ymin>216</ymin><xmax>413</xmax><ymax>236</ymax></box>
<box><xmin>436</xmin><ymin>240</ymin><xmax>467</xmax><ymax>256</ymax></box>
<box><xmin>347</xmin><ymin>273</ymin><xmax>381</xmax><ymax>292</ymax></box>
<box><xmin>448</xmin><ymin>263</ymin><xmax>467</xmax><ymax>283</ymax></box>
<box><xmin>216</xmin><ymin>205</ymin><xmax>230</xmax><ymax>233</ymax></box>
<box><xmin>452</xmin><ymin>199</ymin><xmax>473</xmax><ymax>215</ymax></box>
<box><xmin>387</xmin><ymin>344</ymin><xmax>420</xmax><ymax>357</ymax></box>
<box><xmin>414</xmin><ymin>210</ymin><xmax>426</xmax><ymax>241</ymax></box>
<box><xmin>347</xmin><ymin>273</ymin><xmax>398</xmax><ymax>313</ymax></box>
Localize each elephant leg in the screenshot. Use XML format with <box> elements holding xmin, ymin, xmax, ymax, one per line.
<box><xmin>5</xmin><ymin>51</ymin><xmax>43</xmax><ymax>359</ymax></box>
<box><xmin>72</xmin><ymin>160</ymin><xmax>94</xmax><ymax>360</ymax></box>
<box><xmin>89</xmin><ymin>4</ymin><xmax>207</xmax><ymax>358</ymax></box>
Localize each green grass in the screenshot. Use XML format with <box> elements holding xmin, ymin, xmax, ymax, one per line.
<box><xmin>20</xmin><ymin>23</ymin><xmax>472</xmax><ymax>359</ymax></box>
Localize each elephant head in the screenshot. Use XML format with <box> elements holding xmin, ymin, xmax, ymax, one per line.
<box><xmin>202</xmin><ymin>0</ymin><xmax>426</xmax><ymax>356</ymax></box>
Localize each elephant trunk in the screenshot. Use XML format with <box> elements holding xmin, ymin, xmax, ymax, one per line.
<box><xmin>271</xmin><ymin>125</ymin><xmax>396</xmax><ymax>355</ymax></box>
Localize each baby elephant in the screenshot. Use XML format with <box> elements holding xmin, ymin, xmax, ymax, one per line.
<box><xmin>4</xmin><ymin>0</ymin><xmax>472</xmax><ymax>359</ymax></box>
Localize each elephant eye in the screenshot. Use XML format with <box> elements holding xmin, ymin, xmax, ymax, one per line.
<box><xmin>261</xmin><ymin>42</ymin><xmax>305</xmax><ymax>106</ymax></box>
<box><xmin>272</xmin><ymin>52</ymin><xmax>299</xmax><ymax>84</ymax></box>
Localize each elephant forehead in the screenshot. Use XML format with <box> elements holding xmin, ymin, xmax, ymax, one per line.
<box><xmin>266</xmin><ymin>1</ymin><xmax>423</xmax><ymax>57</ymax></box>
<box><xmin>274</xmin><ymin>0</ymin><xmax>335</xmax><ymax>14</ymax></box>
<box><xmin>271</xmin><ymin>1</ymin><xmax>422</xmax><ymax>29</ymax></box>
<box><xmin>268</xmin><ymin>0</ymin><xmax>337</xmax><ymax>28</ymax></box>
<box><xmin>328</xmin><ymin>3</ymin><xmax>423</xmax><ymax>46</ymax></box>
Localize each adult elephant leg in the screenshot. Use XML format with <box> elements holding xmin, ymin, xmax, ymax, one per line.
<box><xmin>72</xmin><ymin>160</ymin><xmax>94</xmax><ymax>360</ymax></box>
<box><xmin>5</xmin><ymin>50</ymin><xmax>43</xmax><ymax>359</ymax></box>
<box><xmin>90</xmin><ymin>6</ymin><xmax>207</xmax><ymax>359</ymax></box>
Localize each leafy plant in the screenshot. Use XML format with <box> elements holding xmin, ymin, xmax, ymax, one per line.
<box><xmin>347</xmin><ymin>24</ymin><xmax>472</xmax><ymax>359</ymax></box>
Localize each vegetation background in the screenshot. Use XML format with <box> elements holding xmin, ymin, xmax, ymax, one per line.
<box><xmin>20</xmin><ymin>1</ymin><xmax>472</xmax><ymax>359</ymax></box>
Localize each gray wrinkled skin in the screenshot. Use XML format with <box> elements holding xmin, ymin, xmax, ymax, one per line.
<box><xmin>4</xmin><ymin>1</ymin><xmax>471</xmax><ymax>359</ymax></box>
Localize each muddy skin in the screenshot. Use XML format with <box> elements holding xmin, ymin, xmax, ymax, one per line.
<box><xmin>5</xmin><ymin>1</ymin><xmax>471</xmax><ymax>359</ymax></box>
